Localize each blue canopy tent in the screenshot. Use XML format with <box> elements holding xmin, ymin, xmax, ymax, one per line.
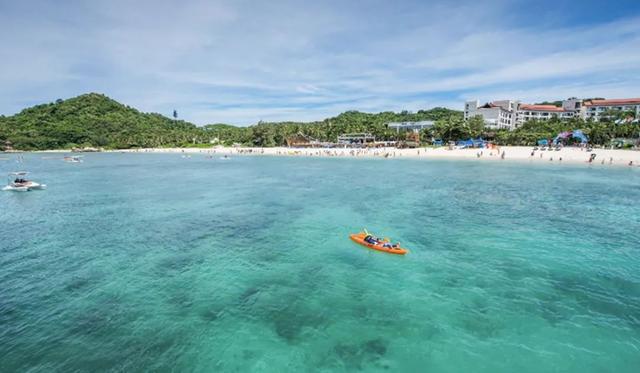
<box><xmin>456</xmin><ymin>138</ymin><xmax>486</xmax><ymax>148</ymax></box>
<box><xmin>553</xmin><ymin>130</ymin><xmax>588</xmax><ymax>145</ymax></box>
<box><xmin>432</xmin><ymin>139</ymin><xmax>444</xmax><ymax>146</ymax></box>
<box><xmin>472</xmin><ymin>138</ymin><xmax>486</xmax><ymax>148</ymax></box>
<box><xmin>537</xmin><ymin>139</ymin><xmax>549</xmax><ymax>146</ymax></box>
<box><xmin>573</xmin><ymin>130</ymin><xmax>588</xmax><ymax>144</ymax></box>
<box><xmin>456</xmin><ymin>139</ymin><xmax>474</xmax><ymax>148</ymax></box>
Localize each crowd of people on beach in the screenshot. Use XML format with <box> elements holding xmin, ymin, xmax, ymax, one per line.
<box><xmin>113</xmin><ymin>145</ymin><xmax>639</xmax><ymax>167</ymax></box>
<box><xmin>528</xmin><ymin>145</ymin><xmax>638</xmax><ymax>166</ymax></box>
<box><xmin>274</xmin><ymin>148</ymin><xmax>402</xmax><ymax>158</ymax></box>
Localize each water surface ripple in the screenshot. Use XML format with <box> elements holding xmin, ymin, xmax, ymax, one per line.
<box><xmin>1</xmin><ymin>153</ymin><xmax>639</xmax><ymax>371</ymax></box>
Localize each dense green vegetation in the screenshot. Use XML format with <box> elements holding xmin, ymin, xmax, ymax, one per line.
<box><xmin>203</xmin><ymin>107</ymin><xmax>461</xmax><ymax>147</ymax></box>
<box><xmin>533</xmin><ymin>100</ymin><xmax>563</xmax><ymax>106</ymax></box>
<box><xmin>0</xmin><ymin>93</ymin><xmax>460</xmax><ymax>150</ymax></box>
<box><xmin>0</xmin><ymin>93</ymin><xmax>637</xmax><ymax>150</ymax></box>
<box><xmin>0</xmin><ymin>94</ymin><xmax>202</xmax><ymax>150</ymax></box>
<box><xmin>492</xmin><ymin>115</ymin><xmax>639</xmax><ymax>146</ymax></box>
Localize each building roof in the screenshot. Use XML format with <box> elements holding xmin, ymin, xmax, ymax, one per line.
<box><xmin>518</xmin><ymin>104</ymin><xmax>566</xmax><ymax>112</ymax></box>
<box><xmin>478</xmin><ymin>102</ymin><xmax>508</xmax><ymax>110</ymax></box>
<box><xmin>583</xmin><ymin>98</ymin><xmax>640</xmax><ymax>106</ymax></box>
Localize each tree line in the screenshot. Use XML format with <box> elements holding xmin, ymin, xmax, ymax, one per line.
<box><xmin>0</xmin><ymin>93</ymin><xmax>638</xmax><ymax>150</ymax></box>
<box><xmin>0</xmin><ymin>93</ymin><xmax>460</xmax><ymax>150</ymax></box>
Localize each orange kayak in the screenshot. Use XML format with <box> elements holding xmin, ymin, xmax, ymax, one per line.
<box><xmin>349</xmin><ymin>232</ymin><xmax>408</xmax><ymax>255</ymax></box>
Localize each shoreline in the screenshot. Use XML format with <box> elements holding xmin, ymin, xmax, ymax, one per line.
<box><xmin>19</xmin><ymin>146</ymin><xmax>640</xmax><ymax>168</ymax></box>
<box><xmin>119</xmin><ymin>146</ymin><xmax>640</xmax><ymax>168</ymax></box>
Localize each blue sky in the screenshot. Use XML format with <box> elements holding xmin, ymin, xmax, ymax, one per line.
<box><xmin>1</xmin><ymin>0</ymin><xmax>640</xmax><ymax>125</ymax></box>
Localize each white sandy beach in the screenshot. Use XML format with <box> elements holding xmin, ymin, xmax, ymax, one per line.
<box><xmin>108</xmin><ymin>146</ymin><xmax>640</xmax><ymax>167</ymax></box>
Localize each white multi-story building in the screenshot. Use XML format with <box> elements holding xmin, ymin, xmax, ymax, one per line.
<box><xmin>562</xmin><ymin>97</ymin><xmax>582</xmax><ymax>112</ymax></box>
<box><xmin>464</xmin><ymin>100</ymin><xmax>518</xmax><ymax>129</ymax></box>
<box><xmin>516</xmin><ymin>104</ymin><xmax>575</xmax><ymax>126</ymax></box>
<box><xmin>581</xmin><ymin>98</ymin><xmax>640</xmax><ymax>121</ymax></box>
<box><xmin>387</xmin><ymin>120</ymin><xmax>435</xmax><ymax>132</ymax></box>
<box><xmin>465</xmin><ymin>96</ymin><xmax>640</xmax><ymax>129</ymax></box>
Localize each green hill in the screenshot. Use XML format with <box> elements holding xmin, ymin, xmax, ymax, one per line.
<box><xmin>0</xmin><ymin>93</ymin><xmax>201</xmax><ymax>150</ymax></box>
<box><xmin>0</xmin><ymin>93</ymin><xmax>462</xmax><ymax>150</ymax></box>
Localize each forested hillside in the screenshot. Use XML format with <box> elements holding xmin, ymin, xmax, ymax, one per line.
<box><xmin>0</xmin><ymin>93</ymin><xmax>461</xmax><ymax>150</ymax></box>
<box><xmin>0</xmin><ymin>93</ymin><xmax>201</xmax><ymax>150</ymax></box>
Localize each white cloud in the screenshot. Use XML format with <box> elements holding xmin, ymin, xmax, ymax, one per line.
<box><xmin>460</xmin><ymin>79</ymin><xmax>640</xmax><ymax>106</ymax></box>
<box><xmin>0</xmin><ymin>0</ymin><xmax>639</xmax><ymax>124</ymax></box>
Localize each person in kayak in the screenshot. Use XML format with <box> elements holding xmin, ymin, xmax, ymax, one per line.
<box><xmin>382</xmin><ymin>242</ymin><xmax>400</xmax><ymax>249</ymax></box>
<box><xmin>364</xmin><ymin>235</ymin><xmax>378</xmax><ymax>245</ymax></box>
<box><xmin>364</xmin><ymin>234</ymin><xmax>400</xmax><ymax>249</ymax></box>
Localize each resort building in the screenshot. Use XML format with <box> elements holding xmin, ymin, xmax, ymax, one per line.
<box><xmin>464</xmin><ymin>100</ymin><xmax>518</xmax><ymax>129</ymax></box>
<box><xmin>562</xmin><ymin>97</ymin><xmax>583</xmax><ymax>112</ymax></box>
<box><xmin>582</xmin><ymin>98</ymin><xmax>640</xmax><ymax>121</ymax></box>
<box><xmin>387</xmin><ymin>120</ymin><xmax>435</xmax><ymax>133</ymax></box>
<box><xmin>465</xmin><ymin>96</ymin><xmax>640</xmax><ymax>129</ymax></box>
<box><xmin>516</xmin><ymin>104</ymin><xmax>575</xmax><ymax>126</ymax></box>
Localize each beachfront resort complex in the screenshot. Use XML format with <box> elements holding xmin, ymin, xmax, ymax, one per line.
<box><xmin>465</xmin><ymin>97</ymin><xmax>640</xmax><ymax>130</ymax></box>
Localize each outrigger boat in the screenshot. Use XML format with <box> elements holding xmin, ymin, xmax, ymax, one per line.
<box><xmin>350</xmin><ymin>229</ymin><xmax>408</xmax><ymax>255</ymax></box>
<box><xmin>2</xmin><ymin>172</ymin><xmax>47</xmax><ymax>192</ymax></box>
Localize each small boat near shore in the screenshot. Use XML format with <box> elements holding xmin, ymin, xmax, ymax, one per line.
<box><xmin>2</xmin><ymin>171</ymin><xmax>47</xmax><ymax>192</ymax></box>
<box><xmin>350</xmin><ymin>230</ymin><xmax>408</xmax><ymax>255</ymax></box>
<box><xmin>63</xmin><ymin>155</ymin><xmax>83</xmax><ymax>163</ymax></box>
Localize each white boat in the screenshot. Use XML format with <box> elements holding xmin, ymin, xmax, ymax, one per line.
<box><xmin>63</xmin><ymin>155</ymin><xmax>83</xmax><ymax>163</ymax></box>
<box><xmin>2</xmin><ymin>172</ymin><xmax>47</xmax><ymax>192</ymax></box>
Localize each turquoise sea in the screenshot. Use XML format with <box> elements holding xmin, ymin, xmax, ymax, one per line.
<box><xmin>1</xmin><ymin>153</ymin><xmax>640</xmax><ymax>372</ymax></box>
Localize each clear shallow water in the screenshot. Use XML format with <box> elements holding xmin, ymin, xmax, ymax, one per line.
<box><xmin>1</xmin><ymin>153</ymin><xmax>640</xmax><ymax>372</ymax></box>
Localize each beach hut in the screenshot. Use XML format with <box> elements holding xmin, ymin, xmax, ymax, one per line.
<box><xmin>285</xmin><ymin>132</ymin><xmax>321</xmax><ymax>148</ymax></box>
<box><xmin>1</xmin><ymin>140</ymin><xmax>13</xmax><ymax>152</ymax></box>
<box><xmin>397</xmin><ymin>131</ymin><xmax>421</xmax><ymax>148</ymax></box>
